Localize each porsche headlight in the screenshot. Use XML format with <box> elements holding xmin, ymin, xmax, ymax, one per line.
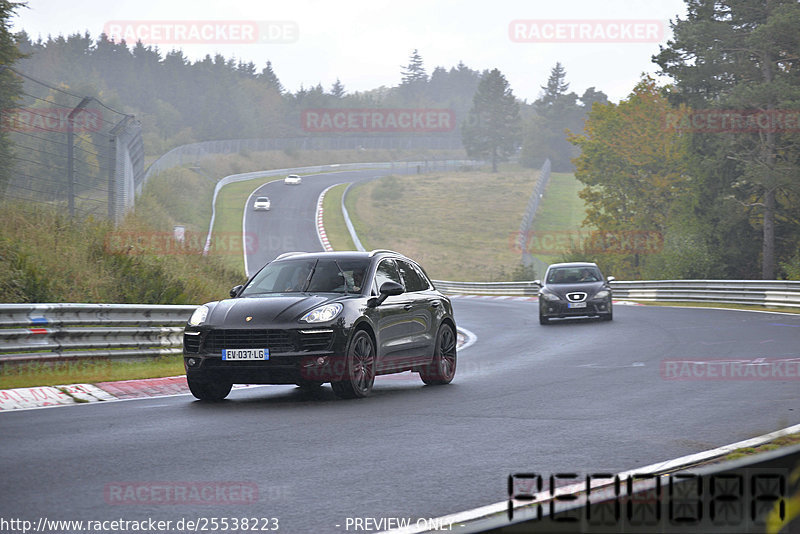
<box><xmin>594</xmin><ymin>290</ymin><xmax>610</xmax><ymax>299</ymax></box>
<box><xmin>301</xmin><ymin>303</ymin><xmax>343</xmax><ymax>323</ymax></box>
<box><xmin>188</xmin><ymin>305</ymin><xmax>209</xmax><ymax>326</ymax></box>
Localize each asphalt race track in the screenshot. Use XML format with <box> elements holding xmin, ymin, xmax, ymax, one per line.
<box><xmin>1</xmin><ymin>171</ymin><xmax>799</xmax><ymax>533</ymax></box>
<box><xmin>242</xmin><ymin>168</ymin><xmax>389</xmax><ymax>276</ymax></box>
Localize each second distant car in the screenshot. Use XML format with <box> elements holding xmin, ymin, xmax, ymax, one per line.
<box><xmin>537</xmin><ymin>262</ymin><xmax>614</xmax><ymax>324</ymax></box>
<box><xmin>253</xmin><ymin>196</ymin><xmax>271</xmax><ymax>211</ymax></box>
<box><xmin>284</xmin><ymin>174</ymin><xmax>302</xmax><ymax>185</ymax></box>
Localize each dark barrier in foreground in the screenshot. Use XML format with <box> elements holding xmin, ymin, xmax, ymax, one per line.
<box><xmin>472</xmin><ymin>444</ymin><xmax>800</xmax><ymax>533</ymax></box>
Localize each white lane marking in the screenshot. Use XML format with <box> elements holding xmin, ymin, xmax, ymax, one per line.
<box><xmin>577</xmin><ymin>362</ymin><xmax>645</xmax><ymax>369</ymax></box>
<box><xmin>457</xmin><ymin>327</ymin><xmax>477</xmax><ymax>352</ymax></box>
<box><xmin>316</xmin><ymin>184</ymin><xmax>342</xmax><ymax>252</ymax></box>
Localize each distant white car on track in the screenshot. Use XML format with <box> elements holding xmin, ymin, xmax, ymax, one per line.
<box><xmin>284</xmin><ymin>174</ymin><xmax>302</xmax><ymax>185</ymax></box>
<box><xmin>253</xmin><ymin>196</ymin><xmax>271</xmax><ymax>211</ymax></box>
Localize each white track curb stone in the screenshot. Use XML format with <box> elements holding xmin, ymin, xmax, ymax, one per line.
<box><xmin>0</xmin><ymin>384</ymin><xmax>115</xmax><ymax>410</ymax></box>
<box><xmin>316</xmin><ymin>184</ymin><xmax>339</xmax><ymax>252</ymax></box>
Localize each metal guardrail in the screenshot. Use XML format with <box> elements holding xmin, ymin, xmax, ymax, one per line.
<box><xmin>2</xmin><ymin>280</ymin><xmax>798</xmax><ymax>364</ymax></box>
<box><xmin>0</xmin><ymin>304</ymin><xmax>195</xmax><ymax>364</ymax></box>
<box><xmin>610</xmin><ymin>279</ymin><xmax>800</xmax><ymax>308</ymax></box>
<box><xmin>432</xmin><ymin>279</ymin><xmax>800</xmax><ymax>308</ymax></box>
<box><xmin>433</xmin><ymin>280</ymin><xmax>541</xmax><ymax>296</ymax></box>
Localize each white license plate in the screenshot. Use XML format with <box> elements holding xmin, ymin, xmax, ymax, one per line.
<box><xmin>568</xmin><ymin>302</ymin><xmax>587</xmax><ymax>308</ymax></box>
<box><xmin>222</xmin><ymin>348</ymin><xmax>269</xmax><ymax>361</ymax></box>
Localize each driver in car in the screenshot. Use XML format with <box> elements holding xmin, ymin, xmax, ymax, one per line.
<box><xmin>285</xmin><ymin>265</ymin><xmax>311</xmax><ymax>292</ymax></box>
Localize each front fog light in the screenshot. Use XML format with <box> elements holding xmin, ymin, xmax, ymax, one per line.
<box><xmin>187</xmin><ymin>358</ymin><xmax>198</xmax><ymax>367</ymax></box>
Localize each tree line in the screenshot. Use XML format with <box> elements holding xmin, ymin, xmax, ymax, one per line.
<box><xmin>10</xmin><ymin>34</ymin><xmax>486</xmax><ymax>155</ymax></box>
<box><xmin>3</xmin><ymin>0</ymin><xmax>798</xmax><ymax>281</ymax></box>
<box><xmin>569</xmin><ymin>0</ymin><xmax>800</xmax><ymax>280</ymax></box>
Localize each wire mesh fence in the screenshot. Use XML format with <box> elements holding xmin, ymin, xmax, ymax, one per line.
<box><xmin>518</xmin><ymin>158</ymin><xmax>552</xmax><ymax>275</ymax></box>
<box><xmin>0</xmin><ymin>66</ymin><xmax>143</xmax><ymax>224</ymax></box>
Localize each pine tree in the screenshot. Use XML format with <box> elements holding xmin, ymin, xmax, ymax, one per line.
<box><xmin>653</xmin><ymin>0</ymin><xmax>800</xmax><ymax>279</ymax></box>
<box><xmin>259</xmin><ymin>61</ymin><xmax>283</xmax><ymax>93</ymax></box>
<box><xmin>398</xmin><ymin>49</ymin><xmax>428</xmax><ymax>104</ymax></box>
<box><xmin>461</xmin><ymin>68</ymin><xmax>521</xmax><ymax>172</ymax></box>
<box><xmin>0</xmin><ymin>0</ymin><xmax>25</xmax><ymax>194</ymax></box>
<box><xmin>330</xmin><ymin>78</ymin><xmax>345</xmax><ymax>98</ymax></box>
<box><xmin>521</xmin><ymin>63</ymin><xmax>586</xmax><ymax>171</ymax></box>
<box><xmin>400</xmin><ymin>49</ymin><xmax>427</xmax><ymax>85</ymax></box>
<box><xmin>539</xmin><ymin>62</ymin><xmax>569</xmax><ymax>107</ymax></box>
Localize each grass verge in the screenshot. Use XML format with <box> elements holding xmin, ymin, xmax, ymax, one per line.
<box><xmin>342</xmin><ymin>165</ymin><xmax>585</xmax><ymax>281</ymax></box>
<box><xmin>721</xmin><ymin>432</ymin><xmax>800</xmax><ymax>461</ymax></box>
<box><xmin>0</xmin><ymin>357</ymin><xmax>185</xmax><ymax>390</ymax></box>
<box><xmin>525</xmin><ymin>171</ymin><xmax>588</xmax><ymax>265</ymax></box>
<box><xmin>323</xmin><ymin>184</ymin><xmax>356</xmax><ymax>250</ymax></box>
<box><xmin>141</xmin><ymin>148</ymin><xmax>466</xmax><ymax>249</ymax></box>
<box><xmin>0</xmin><ymin>202</ymin><xmax>242</xmax><ymax>304</ymax></box>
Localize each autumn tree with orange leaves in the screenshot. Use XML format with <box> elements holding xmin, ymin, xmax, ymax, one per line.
<box><xmin>567</xmin><ymin>78</ymin><xmax>694</xmax><ymax>277</ymax></box>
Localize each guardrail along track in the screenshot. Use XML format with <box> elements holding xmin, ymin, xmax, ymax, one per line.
<box><xmin>0</xmin><ymin>304</ymin><xmax>195</xmax><ymax>364</ymax></box>
<box><xmin>2</xmin><ymin>280</ymin><xmax>798</xmax><ymax>364</ymax></box>
<box><xmin>432</xmin><ymin>279</ymin><xmax>800</xmax><ymax>308</ymax></box>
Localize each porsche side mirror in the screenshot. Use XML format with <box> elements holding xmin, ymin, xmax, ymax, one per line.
<box><xmin>368</xmin><ymin>281</ymin><xmax>404</xmax><ymax>307</ymax></box>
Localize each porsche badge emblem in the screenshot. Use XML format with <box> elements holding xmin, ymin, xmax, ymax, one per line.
<box><xmin>245</xmin><ymin>316</ymin><xmax>252</xmax><ymax>322</ymax></box>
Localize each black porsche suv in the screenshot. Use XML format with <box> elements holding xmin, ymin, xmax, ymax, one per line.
<box><xmin>537</xmin><ymin>262</ymin><xmax>614</xmax><ymax>324</ymax></box>
<box><xmin>183</xmin><ymin>250</ymin><xmax>457</xmax><ymax>400</ymax></box>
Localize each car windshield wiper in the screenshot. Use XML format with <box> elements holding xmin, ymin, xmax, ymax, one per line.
<box><xmin>334</xmin><ymin>260</ymin><xmax>349</xmax><ymax>295</ymax></box>
<box><xmin>299</xmin><ymin>260</ymin><xmax>317</xmax><ymax>292</ymax></box>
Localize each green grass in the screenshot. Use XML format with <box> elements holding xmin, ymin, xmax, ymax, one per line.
<box><xmin>323</xmin><ymin>184</ymin><xmax>356</xmax><ymax>250</ymax></box>
<box><xmin>532</xmin><ymin>172</ymin><xmax>586</xmax><ymax>232</ymax></box>
<box><xmin>211</xmin><ymin>176</ymin><xmax>282</xmax><ymax>274</ymax></box>
<box><xmin>522</xmin><ymin>171</ymin><xmax>587</xmax><ymax>265</ymax></box>
<box><xmin>0</xmin><ymin>202</ymin><xmax>242</xmax><ymax>304</ymax></box>
<box><xmin>0</xmin><ymin>357</ymin><xmax>185</xmax><ymax>389</ymax></box>
<box><xmin>341</xmin><ymin>166</ymin><xmax>588</xmax><ymax>281</ymax></box>
<box><xmin>139</xmin><ymin>148</ymin><xmax>466</xmax><ymax>243</ymax></box>
<box><xmin>722</xmin><ymin>433</ymin><xmax>800</xmax><ymax>461</ymax></box>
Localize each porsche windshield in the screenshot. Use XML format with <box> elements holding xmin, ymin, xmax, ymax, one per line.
<box><xmin>240</xmin><ymin>258</ymin><xmax>370</xmax><ymax>295</ymax></box>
